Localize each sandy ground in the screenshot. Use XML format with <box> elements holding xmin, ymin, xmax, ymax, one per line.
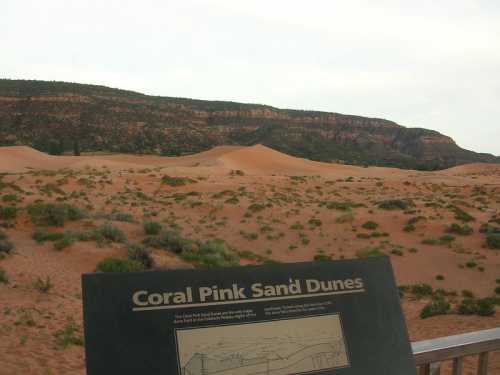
<box><xmin>0</xmin><ymin>145</ymin><xmax>499</xmax><ymax>374</ymax></box>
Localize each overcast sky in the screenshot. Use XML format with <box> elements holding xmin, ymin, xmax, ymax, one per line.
<box><xmin>2</xmin><ymin>0</ymin><xmax>499</xmax><ymax>155</ymax></box>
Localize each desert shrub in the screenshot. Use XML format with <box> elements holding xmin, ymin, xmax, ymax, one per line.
<box><xmin>465</xmin><ymin>260</ymin><xmax>477</xmax><ymax>268</ymax></box>
<box><xmin>0</xmin><ymin>205</ymin><xmax>17</xmax><ymax>220</ymax></box>
<box><xmin>458</xmin><ymin>298</ymin><xmax>495</xmax><ymax>316</ymax></box>
<box><xmin>0</xmin><ymin>230</ymin><xmax>5</xmax><ymax>240</ymax></box>
<box><xmin>436</xmin><ymin>275</ymin><xmax>445</xmax><ymax>281</ymax></box>
<box><xmin>53</xmin><ymin>235</ymin><xmax>75</xmax><ymax>251</ymax></box>
<box><xmin>356</xmin><ymin>247</ymin><xmax>384</xmax><ymax>258</ymax></box>
<box><xmin>290</xmin><ymin>222</ymin><xmax>304</xmax><ymax>230</ymax></box>
<box><xmin>452</xmin><ymin>206</ymin><xmax>475</xmax><ymax>223</ymax></box>
<box><xmin>127</xmin><ymin>243</ymin><xmax>153</xmax><ymax>269</ymax></box>
<box><xmin>240</xmin><ymin>230</ymin><xmax>258</xmax><ymax>240</ymax></box>
<box><xmin>378</xmin><ymin>199</ymin><xmax>413</xmax><ymax>210</ymax></box>
<box><xmin>371</xmin><ymin>232</ymin><xmax>389</xmax><ymax>238</ymax></box>
<box><xmin>462</xmin><ymin>290</ymin><xmax>475</xmax><ymax>298</ymax></box>
<box><xmin>111</xmin><ymin>212</ymin><xmax>134</xmax><ymax>222</ymax></box>
<box><xmin>420</xmin><ymin>297</ymin><xmax>451</xmax><ymax>319</ymax></box>
<box><xmin>356</xmin><ymin>233</ymin><xmax>371</xmax><ymax>239</ymax></box>
<box><xmin>34</xmin><ymin>276</ymin><xmax>53</xmax><ymax>293</ymax></box>
<box><xmin>479</xmin><ymin>224</ymin><xmax>500</xmax><ymax>234</ymax></box>
<box><xmin>308</xmin><ymin>218</ymin><xmax>322</xmax><ymax>227</ymax></box>
<box><xmin>0</xmin><ymin>239</ymin><xmax>14</xmax><ymax>254</ymax></box>
<box><xmin>411</xmin><ymin>284</ymin><xmax>433</xmax><ymax>297</ymax></box>
<box><xmin>95</xmin><ymin>222</ymin><xmax>126</xmax><ymax>243</ymax></box>
<box><xmin>182</xmin><ymin>239</ymin><xmax>239</xmax><ymax>268</ymax></box>
<box><xmin>54</xmin><ymin>321</ymin><xmax>84</xmax><ymax>348</ymax></box>
<box><xmin>96</xmin><ymin>257</ymin><xmax>145</xmax><ymax>273</ymax></box>
<box><xmin>143</xmin><ymin>221</ymin><xmax>162</xmax><ymax>235</ymax></box>
<box><xmin>27</xmin><ymin>202</ymin><xmax>86</xmax><ymax>226</ymax></box>
<box><xmin>248</xmin><ymin>203</ymin><xmax>268</xmax><ymax>212</ymax></box>
<box><xmin>161</xmin><ymin>175</ymin><xmax>196</xmax><ymax>187</ymax></box>
<box><xmin>32</xmin><ymin>228</ymin><xmax>65</xmax><ymax>243</ymax></box>
<box><xmin>152</xmin><ymin>230</ymin><xmax>196</xmax><ymax>254</ymax></box>
<box><xmin>446</xmin><ymin>223</ymin><xmax>473</xmax><ymax>235</ymax></box>
<box><xmin>225</xmin><ymin>197</ymin><xmax>239</xmax><ymax>204</ymax></box>
<box><xmin>0</xmin><ymin>268</ymin><xmax>8</xmax><ymax>284</ymax></box>
<box><xmin>320</xmin><ymin>201</ymin><xmax>363</xmax><ymax>210</ymax></box>
<box><xmin>495</xmin><ymin>286</ymin><xmax>500</xmax><ymax>295</ymax></box>
<box><xmin>439</xmin><ymin>234</ymin><xmax>455</xmax><ymax>244</ymax></box>
<box><xmin>362</xmin><ymin>221</ymin><xmax>378</xmax><ymax>230</ymax></box>
<box><xmin>390</xmin><ymin>249</ymin><xmax>403</xmax><ymax>256</ymax></box>
<box><xmin>2</xmin><ymin>194</ymin><xmax>19</xmax><ymax>203</ymax></box>
<box><xmin>486</xmin><ymin>234</ymin><xmax>500</xmax><ymax>249</ymax></box>
<box><xmin>403</xmin><ymin>224</ymin><xmax>415</xmax><ymax>232</ymax></box>
<box><xmin>314</xmin><ymin>254</ymin><xmax>332</xmax><ymax>261</ymax></box>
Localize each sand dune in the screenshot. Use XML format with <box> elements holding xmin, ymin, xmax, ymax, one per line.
<box><xmin>0</xmin><ymin>144</ymin><xmax>394</xmax><ymax>177</ymax></box>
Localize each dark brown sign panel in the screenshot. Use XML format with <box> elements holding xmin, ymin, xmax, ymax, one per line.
<box><xmin>82</xmin><ymin>257</ymin><xmax>416</xmax><ymax>375</ymax></box>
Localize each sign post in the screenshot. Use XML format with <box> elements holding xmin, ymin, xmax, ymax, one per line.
<box><xmin>82</xmin><ymin>257</ymin><xmax>416</xmax><ymax>374</ymax></box>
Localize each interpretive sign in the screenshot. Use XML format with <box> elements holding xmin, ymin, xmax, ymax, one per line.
<box><xmin>82</xmin><ymin>257</ymin><xmax>416</xmax><ymax>375</ymax></box>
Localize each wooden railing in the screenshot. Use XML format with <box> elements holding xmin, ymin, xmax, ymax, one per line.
<box><xmin>412</xmin><ymin>328</ymin><xmax>500</xmax><ymax>375</ymax></box>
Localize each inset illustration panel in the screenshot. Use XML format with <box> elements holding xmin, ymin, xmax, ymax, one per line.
<box><xmin>176</xmin><ymin>314</ymin><xmax>349</xmax><ymax>375</ymax></box>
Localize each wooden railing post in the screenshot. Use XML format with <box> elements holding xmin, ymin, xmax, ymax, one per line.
<box><xmin>477</xmin><ymin>352</ymin><xmax>489</xmax><ymax>375</ymax></box>
<box><xmin>452</xmin><ymin>357</ymin><xmax>463</xmax><ymax>375</ymax></box>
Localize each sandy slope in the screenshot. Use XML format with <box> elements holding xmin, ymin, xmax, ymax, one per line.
<box><xmin>0</xmin><ymin>145</ymin><xmax>500</xmax><ymax>374</ymax></box>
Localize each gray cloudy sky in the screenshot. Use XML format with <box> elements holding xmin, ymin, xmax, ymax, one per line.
<box><xmin>2</xmin><ymin>0</ymin><xmax>499</xmax><ymax>155</ymax></box>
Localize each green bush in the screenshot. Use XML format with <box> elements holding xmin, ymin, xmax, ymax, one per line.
<box><xmin>143</xmin><ymin>221</ymin><xmax>162</xmax><ymax>235</ymax></box>
<box><xmin>494</xmin><ymin>286</ymin><xmax>500</xmax><ymax>295</ymax></box>
<box><xmin>111</xmin><ymin>212</ymin><xmax>135</xmax><ymax>222</ymax></box>
<box><xmin>0</xmin><ymin>230</ymin><xmax>5</xmax><ymax>240</ymax></box>
<box><xmin>95</xmin><ymin>222</ymin><xmax>126</xmax><ymax>243</ymax></box>
<box><xmin>127</xmin><ymin>243</ymin><xmax>153</xmax><ymax>269</ymax></box>
<box><xmin>96</xmin><ymin>257</ymin><xmax>145</xmax><ymax>273</ymax></box>
<box><xmin>53</xmin><ymin>235</ymin><xmax>75</xmax><ymax>251</ymax></box>
<box><xmin>362</xmin><ymin>221</ymin><xmax>378</xmax><ymax>230</ymax></box>
<box><xmin>439</xmin><ymin>234</ymin><xmax>455</xmax><ymax>244</ymax></box>
<box><xmin>27</xmin><ymin>202</ymin><xmax>86</xmax><ymax>226</ymax></box>
<box><xmin>411</xmin><ymin>284</ymin><xmax>433</xmax><ymax>297</ymax></box>
<box><xmin>161</xmin><ymin>175</ymin><xmax>196</xmax><ymax>187</ymax></box>
<box><xmin>182</xmin><ymin>239</ymin><xmax>239</xmax><ymax>268</ymax></box>
<box><xmin>458</xmin><ymin>298</ymin><xmax>495</xmax><ymax>316</ymax></box>
<box><xmin>314</xmin><ymin>254</ymin><xmax>332</xmax><ymax>261</ymax></box>
<box><xmin>486</xmin><ymin>234</ymin><xmax>500</xmax><ymax>249</ymax></box>
<box><xmin>452</xmin><ymin>207</ymin><xmax>475</xmax><ymax>223</ymax></box>
<box><xmin>320</xmin><ymin>201</ymin><xmax>363</xmax><ymax>210</ymax></box>
<box><xmin>54</xmin><ymin>321</ymin><xmax>84</xmax><ymax>348</ymax></box>
<box><xmin>480</xmin><ymin>223</ymin><xmax>500</xmax><ymax>234</ymax></box>
<box><xmin>403</xmin><ymin>224</ymin><xmax>416</xmax><ymax>232</ymax></box>
<box><xmin>308</xmin><ymin>218</ymin><xmax>322</xmax><ymax>227</ymax></box>
<box><xmin>0</xmin><ymin>239</ymin><xmax>14</xmax><ymax>254</ymax></box>
<box><xmin>420</xmin><ymin>298</ymin><xmax>450</xmax><ymax>319</ymax></box>
<box><xmin>32</xmin><ymin>228</ymin><xmax>65</xmax><ymax>243</ymax></box>
<box><xmin>248</xmin><ymin>203</ymin><xmax>268</xmax><ymax>212</ymax></box>
<box><xmin>0</xmin><ymin>205</ymin><xmax>17</xmax><ymax>220</ymax></box>
<box><xmin>446</xmin><ymin>223</ymin><xmax>473</xmax><ymax>235</ymax></box>
<box><xmin>378</xmin><ymin>199</ymin><xmax>413</xmax><ymax>210</ymax></box>
<box><xmin>149</xmin><ymin>230</ymin><xmax>196</xmax><ymax>254</ymax></box>
<box><xmin>356</xmin><ymin>247</ymin><xmax>384</xmax><ymax>258</ymax></box>
<box><xmin>391</xmin><ymin>249</ymin><xmax>403</xmax><ymax>256</ymax></box>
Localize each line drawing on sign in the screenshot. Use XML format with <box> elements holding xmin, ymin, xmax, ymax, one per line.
<box><xmin>175</xmin><ymin>313</ymin><xmax>349</xmax><ymax>375</ymax></box>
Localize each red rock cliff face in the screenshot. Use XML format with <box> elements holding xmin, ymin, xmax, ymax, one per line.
<box><xmin>0</xmin><ymin>79</ymin><xmax>497</xmax><ymax>169</ymax></box>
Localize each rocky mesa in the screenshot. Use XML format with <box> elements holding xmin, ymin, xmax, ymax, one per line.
<box><xmin>0</xmin><ymin>79</ymin><xmax>498</xmax><ymax>170</ymax></box>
